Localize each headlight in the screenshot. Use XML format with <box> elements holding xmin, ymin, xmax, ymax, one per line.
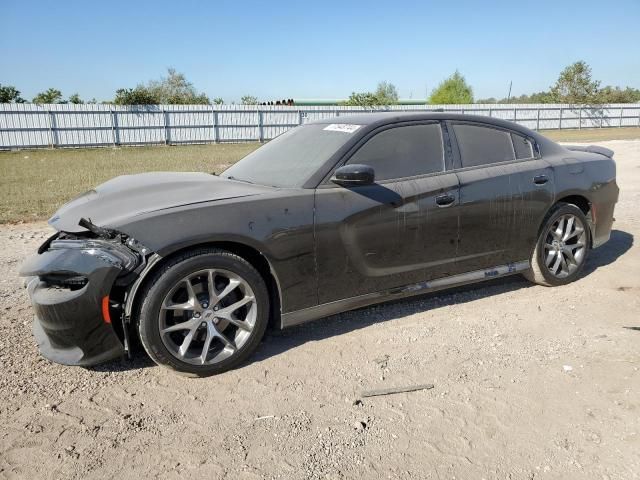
<box><xmin>39</xmin><ymin>273</ymin><xmax>89</xmax><ymax>290</ymax></box>
<box><xmin>49</xmin><ymin>239</ymin><xmax>140</xmax><ymax>271</ymax></box>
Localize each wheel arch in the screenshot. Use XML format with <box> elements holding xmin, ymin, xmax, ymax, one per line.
<box><xmin>533</xmin><ymin>195</ymin><xmax>594</xmax><ymax>257</ymax></box>
<box><xmin>555</xmin><ymin>194</ymin><xmax>591</xmax><ymax>216</ymax></box>
<box><xmin>126</xmin><ymin>241</ymin><xmax>283</xmax><ymax>330</ymax></box>
<box><xmin>554</xmin><ymin>194</ymin><xmax>594</xmax><ymax>247</ymax></box>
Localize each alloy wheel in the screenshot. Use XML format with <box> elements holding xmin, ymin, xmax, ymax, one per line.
<box><xmin>543</xmin><ymin>214</ymin><xmax>587</xmax><ymax>278</ymax></box>
<box><xmin>158</xmin><ymin>269</ymin><xmax>256</xmax><ymax>365</ymax></box>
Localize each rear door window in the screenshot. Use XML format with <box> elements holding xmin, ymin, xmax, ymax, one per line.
<box><xmin>452</xmin><ymin>124</ymin><xmax>515</xmax><ymax>167</ymax></box>
<box><xmin>346</xmin><ymin>123</ymin><xmax>444</xmax><ymax>181</ymax></box>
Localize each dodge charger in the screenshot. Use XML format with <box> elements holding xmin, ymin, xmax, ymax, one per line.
<box><xmin>20</xmin><ymin>113</ymin><xmax>619</xmax><ymax>376</ymax></box>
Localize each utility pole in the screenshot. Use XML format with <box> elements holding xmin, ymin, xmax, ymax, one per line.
<box><xmin>507</xmin><ymin>81</ymin><xmax>513</xmax><ymax>101</ymax></box>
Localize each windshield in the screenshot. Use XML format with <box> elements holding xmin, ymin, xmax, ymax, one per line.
<box><xmin>221</xmin><ymin>124</ymin><xmax>360</xmax><ymax>188</ymax></box>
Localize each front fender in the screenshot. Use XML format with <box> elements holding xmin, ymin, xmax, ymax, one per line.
<box><xmin>112</xmin><ymin>193</ymin><xmax>318</xmax><ymax>313</ymax></box>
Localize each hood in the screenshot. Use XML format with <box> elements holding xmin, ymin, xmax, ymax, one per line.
<box><xmin>49</xmin><ymin>172</ymin><xmax>272</xmax><ymax>233</ymax></box>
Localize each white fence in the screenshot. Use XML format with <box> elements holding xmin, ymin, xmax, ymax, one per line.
<box><xmin>1</xmin><ymin>103</ymin><xmax>640</xmax><ymax>150</ymax></box>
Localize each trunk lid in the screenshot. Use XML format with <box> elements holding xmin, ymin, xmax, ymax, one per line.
<box><xmin>565</xmin><ymin>145</ymin><xmax>614</xmax><ymax>158</ymax></box>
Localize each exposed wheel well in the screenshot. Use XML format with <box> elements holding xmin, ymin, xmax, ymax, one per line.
<box><xmin>555</xmin><ymin>195</ymin><xmax>591</xmax><ymax>216</ymax></box>
<box><xmin>129</xmin><ymin>242</ymin><xmax>282</xmax><ymax>330</ymax></box>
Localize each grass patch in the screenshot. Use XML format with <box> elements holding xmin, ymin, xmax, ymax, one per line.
<box><xmin>0</xmin><ymin>143</ymin><xmax>259</xmax><ymax>223</ymax></box>
<box><xmin>541</xmin><ymin>127</ymin><xmax>640</xmax><ymax>142</ymax></box>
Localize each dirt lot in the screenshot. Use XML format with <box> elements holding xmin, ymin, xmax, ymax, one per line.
<box><xmin>1</xmin><ymin>140</ymin><xmax>639</xmax><ymax>480</ymax></box>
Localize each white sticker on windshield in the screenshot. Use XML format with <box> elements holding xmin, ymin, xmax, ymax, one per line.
<box><xmin>323</xmin><ymin>124</ymin><xmax>362</xmax><ymax>134</ymax></box>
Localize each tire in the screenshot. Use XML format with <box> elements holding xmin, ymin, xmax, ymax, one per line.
<box><xmin>523</xmin><ymin>203</ymin><xmax>591</xmax><ymax>287</ymax></box>
<box><xmin>137</xmin><ymin>248</ymin><xmax>269</xmax><ymax>377</ymax></box>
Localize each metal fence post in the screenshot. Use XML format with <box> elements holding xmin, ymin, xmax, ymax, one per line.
<box><xmin>578</xmin><ymin>108</ymin><xmax>582</xmax><ymax>129</ymax></box>
<box><xmin>536</xmin><ymin>108</ymin><xmax>540</xmax><ymax>130</ymax></box>
<box><xmin>298</xmin><ymin>110</ymin><xmax>303</xmax><ymax>125</ymax></box>
<box><xmin>110</xmin><ymin>109</ymin><xmax>119</xmax><ymax>146</ymax></box>
<box><xmin>558</xmin><ymin>108</ymin><xmax>563</xmax><ymax>130</ymax></box>
<box><xmin>488</xmin><ymin>107</ymin><xmax>492</xmax><ymax>118</ymax></box>
<box><xmin>46</xmin><ymin>109</ymin><xmax>53</xmax><ymax>148</ymax></box>
<box><xmin>213</xmin><ymin>109</ymin><xmax>219</xmax><ymax>143</ymax></box>
<box><xmin>619</xmin><ymin>107</ymin><xmax>624</xmax><ymax>128</ymax></box>
<box><xmin>513</xmin><ymin>107</ymin><xmax>517</xmax><ymax>123</ymax></box>
<box><xmin>47</xmin><ymin>109</ymin><xmax>58</xmax><ymax>148</ymax></box>
<box><xmin>257</xmin><ymin>110</ymin><xmax>264</xmax><ymax>142</ymax></box>
<box><xmin>162</xmin><ymin>108</ymin><xmax>169</xmax><ymax>145</ymax></box>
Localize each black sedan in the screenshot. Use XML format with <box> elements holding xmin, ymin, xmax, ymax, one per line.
<box><xmin>20</xmin><ymin>113</ymin><xmax>619</xmax><ymax>376</ymax></box>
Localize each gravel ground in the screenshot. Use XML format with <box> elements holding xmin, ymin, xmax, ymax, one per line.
<box><xmin>1</xmin><ymin>140</ymin><xmax>639</xmax><ymax>480</ymax></box>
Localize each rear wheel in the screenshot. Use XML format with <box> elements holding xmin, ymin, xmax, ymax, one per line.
<box><xmin>137</xmin><ymin>248</ymin><xmax>269</xmax><ymax>377</ymax></box>
<box><xmin>524</xmin><ymin>203</ymin><xmax>591</xmax><ymax>286</ymax></box>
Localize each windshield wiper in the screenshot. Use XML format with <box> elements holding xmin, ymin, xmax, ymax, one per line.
<box><xmin>226</xmin><ymin>175</ymin><xmax>255</xmax><ymax>185</ymax></box>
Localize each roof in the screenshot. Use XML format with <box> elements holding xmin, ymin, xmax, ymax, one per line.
<box><xmin>310</xmin><ymin>112</ymin><xmax>543</xmax><ymax>139</ymax></box>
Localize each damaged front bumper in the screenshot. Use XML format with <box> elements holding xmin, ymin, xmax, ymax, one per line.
<box><xmin>20</xmin><ymin>237</ymin><xmax>140</xmax><ymax>367</ymax></box>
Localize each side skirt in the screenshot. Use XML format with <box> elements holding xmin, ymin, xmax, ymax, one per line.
<box><xmin>281</xmin><ymin>260</ymin><xmax>530</xmax><ymax>328</ymax></box>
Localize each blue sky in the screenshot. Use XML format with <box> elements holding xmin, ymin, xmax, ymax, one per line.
<box><xmin>1</xmin><ymin>0</ymin><xmax>639</xmax><ymax>102</ymax></box>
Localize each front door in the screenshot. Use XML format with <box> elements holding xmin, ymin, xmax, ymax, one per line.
<box><xmin>314</xmin><ymin>122</ymin><xmax>460</xmax><ymax>305</ymax></box>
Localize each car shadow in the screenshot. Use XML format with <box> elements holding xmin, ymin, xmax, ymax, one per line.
<box><xmin>581</xmin><ymin>229</ymin><xmax>634</xmax><ymax>276</ymax></box>
<box><xmin>90</xmin><ymin>229</ymin><xmax>633</xmax><ymax>374</ymax></box>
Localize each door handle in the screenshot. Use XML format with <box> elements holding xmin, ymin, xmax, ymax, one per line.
<box><xmin>435</xmin><ymin>194</ymin><xmax>455</xmax><ymax>207</ymax></box>
<box><xmin>533</xmin><ymin>174</ymin><xmax>549</xmax><ymax>185</ymax></box>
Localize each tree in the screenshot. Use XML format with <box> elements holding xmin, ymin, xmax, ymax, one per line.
<box><xmin>113</xmin><ymin>68</ymin><xmax>210</xmax><ymax>105</ymax></box>
<box><xmin>428</xmin><ymin>71</ymin><xmax>473</xmax><ymax>104</ymax></box>
<box><xmin>113</xmin><ymin>87</ymin><xmax>159</xmax><ymax>105</ymax></box>
<box><xmin>33</xmin><ymin>88</ymin><xmax>63</xmax><ymax>104</ymax></box>
<box><xmin>241</xmin><ymin>95</ymin><xmax>258</xmax><ymax>105</ymax></box>
<box><xmin>344</xmin><ymin>81</ymin><xmax>399</xmax><ymax>107</ymax></box>
<box><xmin>472</xmin><ymin>61</ymin><xmax>639</xmax><ymax>105</ymax></box>
<box><xmin>344</xmin><ymin>91</ymin><xmax>380</xmax><ymax>107</ymax></box>
<box><xmin>526</xmin><ymin>91</ymin><xmax>554</xmax><ymax>104</ymax></box>
<box><xmin>68</xmin><ymin>93</ymin><xmax>84</xmax><ymax>104</ymax></box>
<box><xmin>476</xmin><ymin>91</ymin><xmax>552</xmax><ymax>104</ymax></box>
<box><xmin>549</xmin><ymin>61</ymin><xmax>601</xmax><ymax>104</ymax></box>
<box><xmin>598</xmin><ymin>86</ymin><xmax>640</xmax><ymax>103</ymax></box>
<box><xmin>374</xmin><ymin>81</ymin><xmax>399</xmax><ymax>105</ymax></box>
<box><xmin>0</xmin><ymin>84</ymin><xmax>25</xmax><ymax>103</ymax></box>
<box><xmin>147</xmin><ymin>68</ymin><xmax>210</xmax><ymax>104</ymax></box>
<box><xmin>213</xmin><ymin>97</ymin><xmax>224</xmax><ymax>105</ymax></box>
<box><xmin>476</xmin><ymin>97</ymin><xmax>498</xmax><ymax>104</ymax></box>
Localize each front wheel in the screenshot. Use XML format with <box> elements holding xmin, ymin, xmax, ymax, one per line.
<box><xmin>524</xmin><ymin>203</ymin><xmax>591</xmax><ymax>287</ymax></box>
<box><xmin>137</xmin><ymin>248</ymin><xmax>270</xmax><ymax>377</ymax></box>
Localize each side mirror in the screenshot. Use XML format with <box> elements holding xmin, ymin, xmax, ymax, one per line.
<box><xmin>331</xmin><ymin>164</ymin><xmax>375</xmax><ymax>187</ymax></box>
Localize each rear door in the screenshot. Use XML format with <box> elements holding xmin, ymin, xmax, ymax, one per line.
<box><xmin>449</xmin><ymin>121</ymin><xmax>554</xmax><ymax>272</ymax></box>
<box><xmin>314</xmin><ymin>121</ymin><xmax>461</xmax><ymax>304</ymax></box>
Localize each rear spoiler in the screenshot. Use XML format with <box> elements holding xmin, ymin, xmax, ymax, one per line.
<box><xmin>565</xmin><ymin>145</ymin><xmax>614</xmax><ymax>158</ymax></box>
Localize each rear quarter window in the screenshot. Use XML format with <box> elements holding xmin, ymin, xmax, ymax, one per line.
<box><xmin>511</xmin><ymin>133</ymin><xmax>535</xmax><ymax>159</ymax></box>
